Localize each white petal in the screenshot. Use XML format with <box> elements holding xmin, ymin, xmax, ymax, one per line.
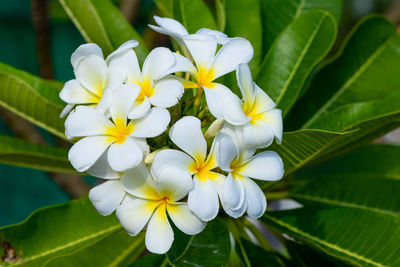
<box><xmin>242</xmin><ymin>121</ymin><xmax>274</xmax><ymax>149</ymax></box>
<box><xmin>150</xmin><ymin>79</ymin><xmax>184</xmax><ymax>108</ymax></box>
<box><xmin>134</xmin><ymin>137</ymin><xmax>150</xmax><ymax>155</ymax></box>
<box><xmin>89</xmin><ymin>180</ymin><xmax>125</xmax><ymax>216</ymax></box>
<box><xmin>222</xmin><ymin>173</ymin><xmax>245</xmax><ymax>210</ymax></box>
<box><xmin>95</xmin><ymin>87</ymin><xmax>113</xmax><ymax>114</ymax></box>
<box><xmin>188</xmin><ymin>177</ymin><xmax>220</xmax><ymax>221</ymax></box>
<box><xmin>196</xmin><ymin>28</ymin><xmax>230</xmax><ymax>45</ymax></box>
<box><xmin>68</xmin><ymin>136</ymin><xmax>111</xmax><ymax>172</ymax></box>
<box><xmin>151</xmin><ymin>149</ymin><xmax>195</xmax><ymax>178</ymax></box>
<box><xmin>156</xmin><ymin>167</ymin><xmax>193</xmax><ymax>201</ymax></box>
<box><xmin>60</xmin><ymin>104</ymin><xmax>75</xmax><ymax>118</ymax></box>
<box><xmin>221</xmin><ymin>197</ymin><xmax>247</xmax><ymax>219</ymax></box>
<box><xmin>74</xmin><ymin>55</ymin><xmax>108</xmax><ymax>95</ymax></box>
<box><xmin>71</xmin><ymin>43</ymin><xmax>103</xmax><ymax>68</ymax></box>
<box><xmin>167</xmin><ymin>203</ymin><xmax>206</xmax><ymax>235</ymax></box>
<box><xmin>60</xmin><ymin>79</ymin><xmax>98</xmax><ymax>104</ymax></box>
<box><xmin>87</xmin><ymin>151</ymin><xmax>120</xmax><ymax>179</ymax></box>
<box><xmin>237</xmin><ymin>63</ymin><xmax>255</xmax><ymax>105</ymax></box>
<box><xmin>65</xmin><ymin>106</ymin><xmax>113</xmax><ymax>137</ymax></box>
<box><xmin>131</xmin><ymin>107</ymin><xmax>170</xmax><ymax>138</ymax></box>
<box><xmin>107</xmin><ymin>137</ymin><xmax>143</xmax><ymax>172</ymax></box>
<box><xmin>183</xmin><ymin>34</ymin><xmax>217</xmax><ymax>70</ymax></box>
<box><xmin>260</xmin><ymin>109</ymin><xmax>283</xmax><ymax>144</ymax></box>
<box><xmin>105</xmin><ymin>40</ymin><xmax>139</xmax><ymax>64</ymax></box>
<box><xmin>222</xmin><ymin>93</ymin><xmax>250</xmax><ymax>126</ymax></box>
<box><xmin>169</xmin><ymin>116</ymin><xmax>207</xmax><ymax>162</ymax></box>
<box><xmin>106</xmin><ymin>66</ymin><xmax>126</xmax><ymax>90</ymax></box>
<box><xmin>109</xmin><ymin>84</ymin><xmax>140</xmax><ymax>122</ymax></box>
<box><xmin>238</xmin><ymin>151</ymin><xmax>284</xmax><ymax>181</ymax></box>
<box><xmin>216</xmin><ymin>135</ymin><xmax>237</xmax><ymax>172</ymax></box>
<box><xmin>128</xmin><ymin>97</ymin><xmax>151</xmax><ymax>119</ymax></box>
<box><xmin>212</xmin><ymin>38</ymin><xmax>253</xmax><ymax>80</ymax></box>
<box><xmin>108</xmin><ymin>49</ymin><xmax>141</xmax><ymax>84</ymax></box>
<box><xmin>122</xmin><ymin>162</ymin><xmax>159</xmax><ymax>199</ymax></box>
<box><xmin>253</xmin><ymin>84</ymin><xmax>276</xmax><ymax>113</ymax></box>
<box><xmin>153</xmin><ymin>16</ymin><xmax>188</xmax><ymax>36</ymax></box>
<box><xmin>117</xmin><ymin>196</ymin><xmax>158</xmax><ymax>236</ymax></box>
<box><xmin>146</xmin><ymin>205</ymin><xmax>174</xmax><ymax>254</ymax></box>
<box><xmin>142</xmin><ymin>47</ymin><xmax>175</xmax><ymax>80</ymax></box>
<box><xmin>242</xmin><ymin>178</ymin><xmax>266</xmax><ymax>219</ymax></box>
<box><xmin>203</xmin><ymin>83</ymin><xmax>235</xmax><ymax>119</ymax></box>
<box><xmin>168</xmin><ymin>53</ymin><xmax>197</xmax><ymax>74</ymax></box>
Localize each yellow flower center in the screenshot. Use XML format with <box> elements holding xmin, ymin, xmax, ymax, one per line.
<box><xmin>136</xmin><ymin>79</ymin><xmax>154</xmax><ymax>102</ymax></box>
<box><xmin>189</xmin><ymin>152</ymin><xmax>219</xmax><ymax>182</ymax></box>
<box><xmin>106</xmin><ymin>117</ymin><xmax>134</xmax><ymax>144</ymax></box>
<box><xmin>195</xmin><ymin>66</ymin><xmax>215</xmax><ymax>88</ymax></box>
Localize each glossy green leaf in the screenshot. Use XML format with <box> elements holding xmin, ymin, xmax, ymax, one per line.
<box><xmin>0</xmin><ymin>198</ymin><xmax>121</xmax><ymax>266</ymax></box>
<box><xmin>290</xmin><ymin>144</ymin><xmax>400</xmax><ymax>216</ymax></box>
<box><xmin>293</xmin><ymin>16</ymin><xmax>400</xmax><ymax>128</ymax></box>
<box><xmin>166</xmin><ymin>218</ymin><xmax>230</xmax><ymax>267</ymax></box>
<box><xmin>58</xmin><ymin>0</ymin><xmax>148</xmax><ymax>62</ymax></box>
<box><xmin>268</xmin><ymin>130</ymin><xmax>345</xmax><ymax>177</ymax></box>
<box><xmin>47</xmin><ymin>231</ymin><xmax>145</xmax><ymax>267</ymax></box>
<box><xmin>256</xmin><ymin>10</ymin><xmax>337</xmax><ymax>117</ymax></box>
<box><xmin>225</xmin><ymin>0</ymin><xmax>262</xmax><ymax>69</ymax></box>
<box><xmin>262</xmin><ymin>207</ymin><xmax>400</xmax><ymax>266</ymax></box>
<box><xmin>0</xmin><ymin>135</ymin><xmax>75</xmax><ymax>173</ymax></box>
<box><xmin>0</xmin><ymin>62</ymin><xmax>66</xmax><ymax>139</ymax></box>
<box><xmin>130</xmin><ymin>254</ymin><xmax>166</xmax><ymax>267</ymax></box>
<box><xmin>261</xmin><ymin>0</ymin><xmax>342</xmax><ymax>53</ymax></box>
<box><xmin>294</xmin><ymin>144</ymin><xmax>400</xmax><ymax>180</ymax></box>
<box><xmin>173</xmin><ymin>0</ymin><xmax>217</xmax><ymax>33</ymax></box>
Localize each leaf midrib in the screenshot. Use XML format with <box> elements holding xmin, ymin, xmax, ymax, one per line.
<box><xmin>264</xmin><ymin>216</ymin><xmax>388</xmax><ymax>267</ymax></box>
<box><xmin>16</xmin><ymin>225</ymin><xmax>121</xmax><ymax>266</ymax></box>
<box><xmin>303</xmin><ymin>36</ymin><xmax>393</xmax><ymax>128</ymax></box>
<box><xmin>275</xmin><ymin>12</ymin><xmax>328</xmax><ymax>107</ymax></box>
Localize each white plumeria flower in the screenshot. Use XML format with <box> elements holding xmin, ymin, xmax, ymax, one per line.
<box><xmin>216</xmin><ymin>126</ymin><xmax>284</xmax><ymax>219</ymax></box>
<box><xmin>226</xmin><ymin>63</ymin><xmax>283</xmax><ymax>148</ymax></box>
<box><xmin>149</xmin><ymin>16</ymin><xmax>231</xmax><ymax>48</ymax></box>
<box><xmin>89</xmin><ymin>175</ymin><xmax>125</xmax><ymax>216</ymax></box>
<box><xmin>108</xmin><ymin>45</ymin><xmax>184</xmax><ymax>119</ymax></box>
<box><xmin>151</xmin><ymin>116</ymin><xmax>225</xmax><ymax>222</ymax></box>
<box><xmin>65</xmin><ymin>84</ymin><xmax>170</xmax><ymax>174</ymax></box>
<box><xmin>117</xmin><ymin>162</ymin><xmax>206</xmax><ymax>254</ymax></box>
<box><xmin>59</xmin><ymin>41</ymin><xmax>138</xmax><ymax>117</ymax></box>
<box><xmin>172</xmin><ymin>35</ymin><xmax>254</xmax><ymax>124</ymax></box>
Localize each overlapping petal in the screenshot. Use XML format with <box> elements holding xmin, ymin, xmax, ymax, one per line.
<box><xmin>89</xmin><ymin>180</ymin><xmax>125</xmax><ymax>216</ymax></box>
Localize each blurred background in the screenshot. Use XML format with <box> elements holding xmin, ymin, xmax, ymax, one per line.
<box><xmin>1</xmin><ymin>0</ymin><xmax>400</xmax><ymax>227</ymax></box>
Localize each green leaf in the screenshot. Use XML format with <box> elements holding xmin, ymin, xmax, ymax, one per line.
<box><xmin>215</xmin><ymin>0</ymin><xmax>226</xmax><ymax>31</ymax></box>
<box><xmin>294</xmin><ymin>144</ymin><xmax>400</xmax><ymax>180</ymax></box>
<box><xmin>0</xmin><ymin>135</ymin><xmax>75</xmax><ymax>173</ymax></box>
<box><xmin>292</xmin><ymin>16</ymin><xmax>400</xmax><ymax>128</ymax></box>
<box><xmin>261</xmin><ymin>0</ymin><xmax>341</xmax><ymax>53</ymax></box>
<box><xmin>154</xmin><ymin>0</ymin><xmax>174</xmax><ymax>17</ymax></box>
<box><xmin>224</xmin><ymin>0</ymin><xmax>263</xmax><ymax>69</ymax></box>
<box><xmin>0</xmin><ymin>198</ymin><xmax>121</xmax><ymax>266</ymax></box>
<box><xmin>256</xmin><ymin>10</ymin><xmax>337</xmax><ymax>117</ymax></box>
<box><xmin>47</xmin><ymin>231</ymin><xmax>144</xmax><ymax>267</ymax></box>
<box><xmin>166</xmin><ymin>218</ymin><xmax>230</xmax><ymax>267</ymax></box>
<box><xmin>173</xmin><ymin>0</ymin><xmax>217</xmax><ymax>33</ymax></box>
<box><xmin>290</xmin><ymin>144</ymin><xmax>400</xmax><ymax>216</ymax></box>
<box><xmin>0</xmin><ymin>62</ymin><xmax>66</xmax><ymax>139</ymax></box>
<box><xmin>58</xmin><ymin>0</ymin><xmax>148</xmax><ymax>62</ymax></box>
<box><xmin>262</xmin><ymin>207</ymin><xmax>400</xmax><ymax>266</ymax></box>
<box><xmin>235</xmin><ymin>238</ymin><xmax>285</xmax><ymax>267</ymax></box>
<box><xmin>268</xmin><ymin>129</ymin><xmax>345</xmax><ymax>177</ymax></box>
<box><xmin>130</xmin><ymin>254</ymin><xmax>166</xmax><ymax>267</ymax></box>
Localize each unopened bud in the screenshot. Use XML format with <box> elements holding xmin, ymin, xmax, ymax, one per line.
<box><xmin>144</xmin><ymin>151</ymin><xmax>157</xmax><ymax>165</ymax></box>
<box><xmin>205</xmin><ymin>118</ymin><xmax>224</xmax><ymax>139</ymax></box>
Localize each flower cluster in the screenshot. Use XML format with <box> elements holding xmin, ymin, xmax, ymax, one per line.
<box><xmin>60</xmin><ymin>16</ymin><xmax>284</xmax><ymax>254</ymax></box>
